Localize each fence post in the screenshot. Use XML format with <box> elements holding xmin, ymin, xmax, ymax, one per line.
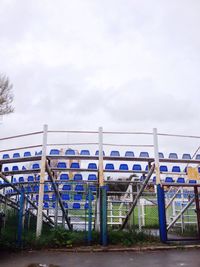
<box><xmin>157</xmin><ymin>184</ymin><xmax>167</xmax><ymax>242</ymax></box>
<box><xmin>36</xmin><ymin>124</ymin><xmax>48</xmax><ymax>238</ymax></box>
<box><xmin>100</xmin><ymin>186</ymin><xmax>107</xmax><ymax>246</ymax></box>
<box><xmin>88</xmin><ymin>189</ymin><xmax>93</xmax><ymax>245</ymax></box>
<box><xmin>17</xmin><ymin>188</ymin><xmax>25</xmax><ymax>247</ymax></box>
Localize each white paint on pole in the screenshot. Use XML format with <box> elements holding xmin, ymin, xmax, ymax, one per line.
<box><xmin>36</xmin><ymin>124</ymin><xmax>48</xmax><ymax>238</ymax></box>
<box><xmin>153</xmin><ymin>128</ymin><xmax>161</xmax><ymax>185</ymax></box>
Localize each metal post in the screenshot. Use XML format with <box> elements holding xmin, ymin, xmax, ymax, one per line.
<box><xmin>95</xmin><ymin>127</ymin><xmax>104</xmax><ymax>231</ymax></box>
<box><xmin>153</xmin><ymin>128</ymin><xmax>161</xmax><ymax>185</ymax></box>
<box><xmin>88</xmin><ymin>189</ymin><xmax>92</xmax><ymax>245</ymax></box>
<box><xmin>194</xmin><ymin>186</ymin><xmax>200</xmax><ymax>239</ymax></box>
<box><xmin>36</xmin><ymin>124</ymin><xmax>48</xmax><ymax>238</ymax></box>
<box><xmin>54</xmin><ymin>194</ymin><xmax>58</xmax><ymax>227</ymax></box>
<box><xmin>100</xmin><ymin>186</ymin><xmax>107</xmax><ymax>246</ymax></box>
<box><xmin>17</xmin><ymin>189</ymin><xmax>25</xmax><ymax>247</ymax></box>
<box><xmin>157</xmin><ymin>184</ymin><xmax>167</xmax><ymax>242</ymax></box>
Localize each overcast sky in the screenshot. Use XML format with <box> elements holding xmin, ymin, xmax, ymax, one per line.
<box><xmin>0</xmin><ymin>0</ymin><xmax>200</xmax><ymax>154</ymax></box>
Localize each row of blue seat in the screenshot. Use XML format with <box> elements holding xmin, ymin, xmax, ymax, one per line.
<box><xmin>2</xmin><ymin>150</ymin><xmax>200</xmax><ymax>159</ymax></box>
<box><xmin>42</xmin><ymin>202</ymin><xmax>91</xmax><ymax>209</ymax></box>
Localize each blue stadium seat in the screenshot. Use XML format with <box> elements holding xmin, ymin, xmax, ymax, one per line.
<box><xmin>84</xmin><ymin>203</ymin><xmax>89</xmax><ymax>209</ymax></box>
<box><xmin>60</xmin><ymin>173</ymin><xmax>69</xmax><ymax>181</ymax></box>
<box><xmin>189</xmin><ymin>180</ymin><xmax>197</xmax><ymax>184</ymax></box>
<box><xmin>35</xmin><ymin>151</ymin><xmax>42</xmax><ymax>155</ymax></box>
<box><xmin>74</xmin><ymin>194</ymin><xmax>82</xmax><ymax>201</ymax></box>
<box><xmin>62</xmin><ymin>194</ymin><xmax>70</xmax><ymax>200</ymax></box>
<box><xmin>196</xmin><ymin>154</ymin><xmax>200</xmax><ymax>159</ymax></box>
<box><xmin>182</xmin><ymin>153</ymin><xmax>191</xmax><ymax>160</ymax></box>
<box><xmin>57</xmin><ymin>162</ymin><xmax>67</xmax><ymax>168</ymax></box>
<box><xmin>172</xmin><ymin>166</ymin><xmax>181</xmax><ymax>173</ymax></box>
<box><xmin>28</xmin><ymin>176</ymin><xmax>34</xmax><ymax>182</ymax></box>
<box><xmin>86</xmin><ymin>194</ymin><xmax>95</xmax><ymax>201</ymax></box>
<box><xmin>177</xmin><ymin>177</ymin><xmax>185</xmax><ymax>183</ymax></box>
<box><xmin>12</xmin><ymin>177</ymin><xmax>17</xmax><ymax>183</ymax></box>
<box><xmin>25</xmin><ymin>186</ymin><xmax>32</xmax><ymax>193</ymax></box>
<box><xmin>33</xmin><ymin>185</ymin><xmax>39</xmax><ymax>192</ymax></box>
<box><xmin>65</xmin><ymin>149</ymin><xmax>75</xmax><ymax>155</ymax></box>
<box><xmin>3</xmin><ymin>167</ymin><xmax>9</xmax><ymax>172</ymax></box>
<box><xmin>44</xmin><ymin>185</ymin><xmax>49</xmax><ymax>192</ymax></box>
<box><xmin>132</xmin><ymin>164</ymin><xmax>142</xmax><ymax>171</ymax></box>
<box><xmin>50</xmin><ymin>149</ymin><xmax>60</xmax><ymax>155</ymax></box>
<box><xmin>62</xmin><ymin>184</ymin><xmax>71</xmax><ymax>191</ymax></box>
<box><xmin>22</xmin><ymin>166</ymin><xmax>26</xmax><ymax>170</ymax></box>
<box><xmin>32</xmin><ymin>163</ymin><xmax>40</xmax><ymax>169</ymax></box>
<box><xmin>139</xmin><ymin>152</ymin><xmax>149</xmax><ymax>158</ymax></box>
<box><xmin>145</xmin><ymin>165</ymin><xmax>149</xmax><ymax>171</ymax></box>
<box><xmin>80</xmin><ymin>150</ymin><xmax>90</xmax><ymax>155</ymax></box>
<box><xmin>119</xmin><ymin>164</ymin><xmax>129</xmax><ymax>170</ymax></box>
<box><xmin>73</xmin><ymin>174</ymin><xmax>83</xmax><ymax>181</ymax></box>
<box><xmin>95</xmin><ymin>150</ymin><xmax>105</xmax><ymax>156</ymax></box>
<box><xmin>125</xmin><ymin>151</ymin><xmax>135</xmax><ymax>157</ymax></box>
<box><xmin>73</xmin><ymin>203</ymin><xmax>80</xmax><ymax>209</ymax></box>
<box><xmin>70</xmin><ymin>162</ymin><xmax>80</xmax><ymax>169</ymax></box>
<box><xmin>43</xmin><ymin>194</ymin><xmax>50</xmax><ymax>201</ymax></box>
<box><xmin>160</xmin><ymin>165</ymin><xmax>168</xmax><ymax>172</ymax></box>
<box><xmin>36</xmin><ymin>175</ymin><xmax>40</xmax><ymax>181</ymax></box>
<box><xmin>88</xmin><ymin>163</ymin><xmax>97</xmax><ymax>170</ymax></box>
<box><xmin>3</xmin><ymin>154</ymin><xmax>9</xmax><ymax>159</ymax></box>
<box><xmin>152</xmin><ymin>176</ymin><xmax>156</xmax><ymax>183</ymax></box>
<box><xmin>105</xmin><ymin>163</ymin><xmax>115</xmax><ymax>170</ymax></box>
<box><xmin>89</xmin><ymin>185</ymin><xmax>97</xmax><ymax>191</ymax></box>
<box><xmin>12</xmin><ymin>166</ymin><xmax>19</xmax><ymax>171</ymax></box>
<box><xmin>43</xmin><ymin>202</ymin><xmax>49</xmax><ymax>209</ymax></box>
<box><xmin>88</xmin><ymin>174</ymin><xmax>97</xmax><ymax>181</ymax></box>
<box><xmin>75</xmin><ymin>184</ymin><xmax>84</xmax><ymax>191</ymax></box>
<box><xmin>169</xmin><ymin>153</ymin><xmax>178</xmax><ymax>159</ymax></box>
<box><xmin>165</xmin><ymin>177</ymin><xmax>174</xmax><ymax>183</ymax></box>
<box><xmin>13</xmin><ymin>153</ymin><xmax>20</xmax><ymax>158</ymax></box>
<box><xmin>52</xmin><ymin>202</ymin><xmax>56</xmax><ymax>209</ymax></box>
<box><xmin>63</xmin><ymin>202</ymin><xmax>68</xmax><ymax>209</ymax></box>
<box><xmin>24</xmin><ymin>151</ymin><xmax>31</xmax><ymax>157</ymax></box>
<box><xmin>159</xmin><ymin>152</ymin><xmax>164</xmax><ymax>159</ymax></box>
<box><xmin>110</xmin><ymin>150</ymin><xmax>120</xmax><ymax>157</ymax></box>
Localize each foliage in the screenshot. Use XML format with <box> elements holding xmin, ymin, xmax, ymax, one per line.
<box><xmin>0</xmin><ymin>74</ymin><xmax>14</xmax><ymax>115</ymax></box>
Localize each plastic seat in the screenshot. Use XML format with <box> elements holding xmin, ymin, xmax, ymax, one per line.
<box><xmin>60</xmin><ymin>173</ymin><xmax>69</xmax><ymax>181</ymax></box>
<box><xmin>3</xmin><ymin>154</ymin><xmax>9</xmax><ymax>159</ymax></box>
<box><xmin>152</xmin><ymin>176</ymin><xmax>156</xmax><ymax>183</ymax></box>
<box><xmin>70</xmin><ymin>162</ymin><xmax>80</xmax><ymax>169</ymax></box>
<box><xmin>57</xmin><ymin>162</ymin><xmax>67</xmax><ymax>168</ymax></box>
<box><xmin>43</xmin><ymin>202</ymin><xmax>49</xmax><ymax>209</ymax></box>
<box><xmin>62</xmin><ymin>184</ymin><xmax>71</xmax><ymax>191</ymax></box>
<box><xmin>88</xmin><ymin>163</ymin><xmax>97</xmax><ymax>170</ymax></box>
<box><xmin>25</xmin><ymin>186</ymin><xmax>32</xmax><ymax>193</ymax></box>
<box><xmin>119</xmin><ymin>164</ymin><xmax>129</xmax><ymax>170</ymax></box>
<box><xmin>28</xmin><ymin>176</ymin><xmax>34</xmax><ymax>182</ymax></box>
<box><xmin>165</xmin><ymin>177</ymin><xmax>174</xmax><ymax>183</ymax></box>
<box><xmin>73</xmin><ymin>174</ymin><xmax>83</xmax><ymax>181</ymax></box>
<box><xmin>12</xmin><ymin>166</ymin><xmax>19</xmax><ymax>171</ymax></box>
<box><xmin>110</xmin><ymin>150</ymin><xmax>120</xmax><ymax>157</ymax></box>
<box><xmin>177</xmin><ymin>177</ymin><xmax>185</xmax><ymax>183</ymax></box>
<box><xmin>125</xmin><ymin>151</ymin><xmax>134</xmax><ymax>157</ymax></box>
<box><xmin>24</xmin><ymin>151</ymin><xmax>31</xmax><ymax>157</ymax></box>
<box><xmin>172</xmin><ymin>166</ymin><xmax>181</xmax><ymax>173</ymax></box>
<box><xmin>80</xmin><ymin>150</ymin><xmax>90</xmax><ymax>155</ymax></box>
<box><xmin>52</xmin><ymin>202</ymin><xmax>56</xmax><ymax>209</ymax></box>
<box><xmin>159</xmin><ymin>152</ymin><xmax>164</xmax><ymax>159</ymax></box>
<box><xmin>73</xmin><ymin>203</ymin><xmax>80</xmax><ymax>209</ymax></box>
<box><xmin>195</xmin><ymin>154</ymin><xmax>200</xmax><ymax>160</ymax></box>
<box><xmin>44</xmin><ymin>185</ymin><xmax>49</xmax><ymax>192</ymax></box>
<box><xmin>84</xmin><ymin>203</ymin><xmax>89</xmax><ymax>209</ymax></box>
<box><xmin>189</xmin><ymin>180</ymin><xmax>197</xmax><ymax>184</ymax></box>
<box><xmin>95</xmin><ymin>150</ymin><xmax>105</xmax><ymax>156</ymax></box>
<box><xmin>75</xmin><ymin>184</ymin><xmax>84</xmax><ymax>191</ymax></box>
<box><xmin>169</xmin><ymin>153</ymin><xmax>178</xmax><ymax>159</ymax></box>
<box><xmin>65</xmin><ymin>149</ymin><xmax>75</xmax><ymax>155</ymax></box>
<box><xmin>32</xmin><ymin>163</ymin><xmax>40</xmax><ymax>169</ymax></box>
<box><xmin>43</xmin><ymin>194</ymin><xmax>50</xmax><ymax>201</ymax></box>
<box><xmin>50</xmin><ymin>149</ymin><xmax>60</xmax><ymax>155</ymax></box>
<box><xmin>88</xmin><ymin>174</ymin><xmax>97</xmax><ymax>181</ymax></box>
<box><xmin>35</xmin><ymin>151</ymin><xmax>42</xmax><ymax>155</ymax></box>
<box><xmin>74</xmin><ymin>194</ymin><xmax>82</xmax><ymax>201</ymax></box>
<box><xmin>89</xmin><ymin>185</ymin><xmax>97</xmax><ymax>191</ymax></box>
<box><xmin>3</xmin><ymin>167</ymin><xmax>9</xmax><ymax>172</ymax></box>
<box><xmin>13</xmin><ymin>153</ymin><xmax>20</xmax><ymax>158</ymax></box>
<box><xmin>139</xmin><ymin>152</ymin><xmax>149</xmax><ymax>158</ymax></box>
<box><xmin>182</xmin><ymin>153</ymin><xmax>191</xmax><ymax>160</ymax></box>
<box><xmin>160</xmin><ymin>165</ymin><xmax>168</xmax><ymax>172</ymax></box>
<box><xmin>105</xmin><ymin>163</ymin><xmax>115</xmax><ymax>170</ymax></box>
<box><xmin>22</xmin><ymin>166</ymin><xmax>26</xmax><ymax>170</ymax></box>
<box><xmin>36</xmin><ymin>175</ymin><xmax>40</xmax><ymax>181</ymax></box>
<box><xmin>12</xmin><ymin>177</ymin><xmax>17</xmax><ymax>183</ymax></box>
<box><xmin>62</xmin><ymin>194</ymin><xmax>70</xmax><ymax>201</ymax></box>
<box><xmin>63</xmin><ymin>202</ymin><xmax>68</xmax><ymax>209</ymax></box>
<box><xmin>33</xmin><ymin>185</ymin><xmax>39</xmax><ymax>192</ymax></box>
<box><xmin>132</xmin><ymin>164</ymin><xmax>142</xmax><ymax>171</ymax></box>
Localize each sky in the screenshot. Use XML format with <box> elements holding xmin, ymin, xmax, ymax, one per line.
<box><xmin>0</xmin><ymin>0</ymin><xmax>200</xmax><ymax>154</ymax></box>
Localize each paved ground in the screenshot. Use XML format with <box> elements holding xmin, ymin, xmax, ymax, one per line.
<box><xmin>1</xmin><ymin>249</ymin><xmax>200</xmax><ymax>267</ymax></box>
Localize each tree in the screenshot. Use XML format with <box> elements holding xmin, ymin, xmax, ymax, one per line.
<box><xmin>0</xmin><ymin>74</ymin><xmax>14</xmax><ymax>115</ymax></box>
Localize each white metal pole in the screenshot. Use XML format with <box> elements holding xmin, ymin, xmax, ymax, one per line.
<box><xmin>36</xmin><ymin>124</ymin><xmax>48</xmax><ymax>238</ymax></box>
<box><xmin>153</xmin><ymin>128</ymin><xmax>161</xmax><ymax>185</ymax></box>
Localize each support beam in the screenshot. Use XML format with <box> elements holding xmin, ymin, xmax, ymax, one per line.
<box><xmin>120</xmin><ymin>164</ymin><xmax>155</xmax><ymax>230</ymax></box>
<box><xmin>157</xmin><ymin>184</ymin><xmax>167</xmax><ymax>242</ymax></box>
<box><xmin>153</xmin><ymin>128</ymin><xmax>161</xmax><ymax>185</ymax></box>
<box><xmin>36</xmin><ymin>124</ymin><xmax>48</xmax><ymax>238</ymax></box>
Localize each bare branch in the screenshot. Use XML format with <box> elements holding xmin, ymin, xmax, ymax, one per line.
<box><xmin>0</xmin><ymin>74</ymin><xmax>14</xmax><ymax>115</ymax></box>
